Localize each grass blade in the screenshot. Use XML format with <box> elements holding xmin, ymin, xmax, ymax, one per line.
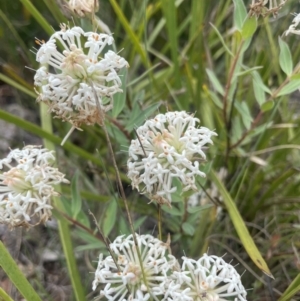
<box><xmin>278</xmin><ymin>273</ymin><xmax>300</xmax><ymax>301</ymax></box>
<box><xmin>20</xmin><ymin>0</ymin><xmax>53</xmax><ymax>36</ymax></box>
<box><xmin>209</xmin><ymin>169</ymin><xmax>273</xmax><ymax>278</ymax></box>
<box><xmin>0</xmin><ymin>241</ymin><xmax>42</xmax><ymax>301</ymax></box>
<box><xmin>39</xmin><ymin>102</ymin><xmax>86</xmax><ymax>301</ymax></box>
<box><xmin>0</xmin><ymin>109</ymin><xmax>103</xmax><ymax>168</ymax></box>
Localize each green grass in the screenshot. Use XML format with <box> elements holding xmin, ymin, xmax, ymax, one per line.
<box><xmin>0</xmin><ymin>0</ymin><xmax>300</xmax><ymax>300</ymax></box>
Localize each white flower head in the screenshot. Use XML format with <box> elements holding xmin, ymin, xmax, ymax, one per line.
<box><xmin>127</xmin><ymin>111</ymin><xmax>217</xmax><ymax>206</ymax></box>
<box><xmin>68</xmin><ymin>0</ymin><xmax>99</xmax><ymax>17</ymax></box>
<box><xmin>166</xmin><ymin>254</ymin><xmax>247</xmax><ymax>301</ymax></box>
<box><xmin>93</xmin><ymin>233</ymin><xmax>177</xmax><ymax>301</ymax></box>
<box><xmin>0</xmin><ymin>145</ymin><xmax>69</xmax><ymax>228</ymax></box>
<box><xmin>285</xmin><ymin>12</ymin><xmax>300</xmax><ymax>36</ymax></box>
<box><xmin>34</xmin><ymin>24</ymin><xmax>129</xmax><ymax>143</ymax></box>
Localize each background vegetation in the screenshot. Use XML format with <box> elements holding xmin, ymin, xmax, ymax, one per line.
<box><xmin>0</xmin><ymin>0</ymin><xmax>300</xmax><ymax>300</ymax></box>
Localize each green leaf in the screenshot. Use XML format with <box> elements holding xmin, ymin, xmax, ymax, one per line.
<box><xmin>278</xmin><ymin>273</ymin><xmax>300</xmax><ymax>301</ymax></box>
<box><xmin>0</xmin><ymin>287</ymin><xmax>14</xmax><ymax>301</ymax></box>
<box><xmin>112</xmin><ymin>68</ymin><xmax>127</xmax><ymax>118</ymax></box>
<box><xmin>74</xmin><ymin>228</ymin><xmax>104</xmax><ymax>252</ymax></box>
<box><xmin>0</xmin><ymin>109</ymin><xmax>103</xmax><ymax>168</ymax></box>
<box><xmin>242</xmin><ymin>17</ymin><xmax>257</xmax><ymax>39</ymax></box>
<box><xmin>119</xmin><ymin>216</ymin><xmax>131</xmax><ymax>235</ymax></box>
<box><xmin>0</xmin><ymin>241</ymin><xmax>42</xmax><ymax>301</ymax></box>
<box><xmin>0</xmin><ymin>73</ymin><xmax>36</xmax><ymax>98</ymax></box>
<box><xmin>20</xmin><ymin>0</ymin><xmax>53</xmax><ymax>35</ymax></box>
<box><xmin>206</xmin><ymin>69</ymin><xmax>224</xmax><ymax>95</ymax></box>
<box><xmin>182</xmin><ymin>222</ymin><xmax>195</xmax><ymax>236</ymax></box>
<box><xmin>279</xmin><ymin>37</ymin><xmax>293</xmax><ymax>76</ymax></box>
<box><xmin>76</xmin><ymin>209</ymin><xmax>90</xmax><ymax>228</ymax></box>
<box><xmin>235</xmin><ymin>66</ymin><xmax>263</xmax><ymax>77</ymax></box>
<box><xmin>277</xmin><ymin>79</ymin><xmax>300</xmax><ymax>97</ymax></box>
<box><xmin>209</xmin><ymin>170</ymin><xmax>273</xmax><ymax>278</ymax></box>
<box><xmin>231</xmin><ymin>116</ymin><xmax>243</xmax><ymax>144</ymax></box>
<box><xmin>233</xmin><ymin>0</ymin><xmax>247</xmax><ymax>31</ymax></box>
<box><xmin>71</xmin><ymin>172</ymin><xmax>82</xmax><ymax>219</ymax></box>
<box><xmin>162</xmin><ymin>204</ymin><xmax>182</xmax><ymax>216</ymax></box>
<box><xmin>187</xmin><ymin>204</ymin><xmax>214</xmax><ymax>214</ymax></box>
<box><xmin>161</xmin><ymin>0</ymin><xmax>181</xmax><ymax>100</ymax></box>
<box><xmin>109</xmin><ymin>0</ymin><xmax>148</xmax><ymax>67</ymax></box>
<box><xmin>252</xmin><ymin>71</ymin><xmax>272</xmax><ymax>94</ymax></box>
<box><xmin>261</xmin><ymin>100</ymin><xmax>274</xmax><ymax>112</ymax></box>
<box><xmin>252</xmin><ymin>76</ymin><xmax>266</xmax><ymax>105</ymax></box>
<box><xmin>106</xmin><ymin>122</ymin><xmax>129</xmax><ymax>149</ymax></box>
<box><xmin>102</xmin><ymin>200</ymin><xmax>118</xmax><ymax>236</ymax></box>
<box><xmin>209</xmin><ymin>23</ymin><xmax>234</xmax><ymax>57</ymax></box>
<box><xmin>134</xmin><ymin>216</ymin><xmax>147</xmax><ymax>231</ymax></box>
<box><xmin>234</xmin><ymin>101</ymin><xmax>253</xmax><ymax>130</ymax></box>
<box><xmin>291</xmin><ymin>73</ymin><xmax>300</xmax><ymax>80</ymax></box>
<box><xmin>125</xmin><ymin>102</ymin><xmax>160</xmax><ymax>132</ymax></box>
<box><xmin>208</xmin><ymin>90</ymin><xmax>223</xmax><ymax>109</ymax></box>
<box><xmin>38</xmin><ymin>103</ymin><xmax>86</xmax><ymax>301</ymax></box>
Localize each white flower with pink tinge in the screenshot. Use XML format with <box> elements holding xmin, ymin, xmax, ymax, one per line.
<box><xmin>33</xmin><ymin>24</ymin><xmax>129</xmax><ymax>144</ymax></box>
<box><xmin>166</xmin><ymin>254</ymin><xmax>247</xmax><ymax>301</ymax></box>
<box><xmin>127</xmin><ymin>111</ymin><xmax>217</xmax><ymax>206</ymax></box>
<box><xmin>0</xmin><ymin>145</ymin><xmax>69</xmax><ymax>228</ymax></box>
<box><xmin>92</xmin><ymin>233</ymin><xmax>177</xmax><ymax>301</ymax></box>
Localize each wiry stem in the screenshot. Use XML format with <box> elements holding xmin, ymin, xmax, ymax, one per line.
<box><xmin>91</xmin><ymin>84</ymin><xmax>150</xmax><ymax>291</ymax></box>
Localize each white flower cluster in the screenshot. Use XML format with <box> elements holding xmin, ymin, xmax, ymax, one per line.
<box><xmin>166</xmin><ymin>254</ymin><xmax>247</xmax><ymax>301</ymax></box>
<box><xmin>34</xmin><ymin>24</ymin><xmax>128</xmax><ymax>142</ymax></box>
<box><xmin>127</xmin><ymin>111</ymin><xmax>217</xmax><ymax>206</ymax></box>
<box><xmin>285</xmin><ymin>12</ymin><xmax>300</xmax><ymax>36</ymax></box>
<box><xmin>93</xmin><ymin>234</ymin><xmax>247</xmax><ymax>301</ymax></box>
<box><xmin>92</xmin><ymin>233</ymin><xmax>177</xmax><ymax>301</ymax></box>
<box><xmin>0</xmin><ymin>145</ymin><xmax>69</xmax><ymax>228</ymax></box>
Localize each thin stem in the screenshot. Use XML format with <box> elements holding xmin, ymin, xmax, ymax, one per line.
<box><xmin>157</xmin><ymin>205</ymin><xmax>162</xmax><ymax>240</ymax></box>
<box><xmin>89</xmin><ymin>210</ymin><xmax>124</xmax><ymax>275</ymax></box>
<box><xmin>90</xmin><ymin>83</ymin><xmax>150</xmax><ymax>291</ymax></box>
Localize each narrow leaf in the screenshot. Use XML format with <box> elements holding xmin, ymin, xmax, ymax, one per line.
<box><xmin>182</xmin><ymin>222</ymin><xmax>195</xmax><ymax>236</ymax></box>
<box><xmin>252</xmin><ymin>77</ymin><xmax>266</xmax><ymax>105</ymax></box>
<box><xmin>242</xmin><ymin>17</ymin><xmax>257</xmax><ymax>39</ymax></box>
<box><xmin>112</xmin><ymin>68</ymin><xmax>127</xmax><ymax>118</ymax></box>
<box><xmin>162</xmin><ymin>205</ymin><xmax>182</xmax><ymax>216</ymax></box>
<box><xmin>20</xmin><ymin>0</ymin><xmax>53</xmax><ymax>35</ymax></box>
<box><xmin>279</xmin><ymin>37</ymin><xmax>293</xmax><ymax>76</ymax></box>
<box><xmin>209</xmin><ymin>23</ymin><xmax>234</xmax><ymax>57</ymax></box>
<box><xmin>261</xmin><ymin>100</ymin><xmax>274</xmax><ymax>112</ymax></box>
<box><xmin>109</xmin><ymin>0</ymin><xmax>148</xmax><ymax>67</ymax></box>
<box><xmin>102</xmin><ymin>200</ymin><xmax>118</xmax><ymax>236</ymax></box>
<box><xmin>252</xmin><ymin>71</ymin><xmax>271</xmax><ymax>94</ymax></box>
<box><xmin>235</xmin><ymin>101</ymin><xmax>253</xmax><ymax>130</ymax></box>
<box><xmin>0</xmin><ymin>109</ymin><xmax>103</xmax><ymax>168</ymax></box>
<box><xmin>206</xmin><ymin>69</ymin><xmax>224</xmax><ymax>95</ymax></box>
<box><xmin>71</xmin><ymin>172</ymin><xmax>82</xmax><ymax>219</ymax></box>
<box><xmin>0</xmin><ymin>73</ymin><xmax>36</xmax><ymax>98</ymax></box>
<box><xmin>0</xmin><ymin>241</ymin><xmax>42</xmax><ymax>301</ymax></box>
<box><xmin>278</xmin><ymin>273</ymin><xmax>300</xmax><ymax>301</ymax></box>
<box><xmin>233</xmin><ymin>0</ymin><xmax>247</xmax><ymax>31</ymax></box>
<box><xmin>209</xmin><ymin>170</ymin><xmax>273</xmax><ymax>278</ymax></box>
<box><xmin>187</xmin><ymin>204</ymin><xmax>214</xmax><ymax>214</ymax></box>
<box><xmin>277</xmin><ymin>79</ymin><xmax>300</xmax><ymax>96</ymax></box>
